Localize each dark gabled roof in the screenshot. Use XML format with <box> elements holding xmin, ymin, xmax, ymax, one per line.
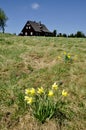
<box><xmin>27</xmin><ymin>21</ymin><xmax>51</xmax><ymax>33</ymax></box>
<box><xmin>40</xmin><ymin>24</ymin><xmax>51</xmax><ymax>33</ymax></box>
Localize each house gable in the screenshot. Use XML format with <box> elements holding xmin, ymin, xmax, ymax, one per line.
<box><xmin>20</xmin><ymin>22</ymin><xmax>34</xmax><ymax>36</ymax></box>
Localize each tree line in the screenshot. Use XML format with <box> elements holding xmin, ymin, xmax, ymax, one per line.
<box><xmin>53</xmin><ymin>30</ymin><xmax>86</xmax><ymax>38</ymax></box>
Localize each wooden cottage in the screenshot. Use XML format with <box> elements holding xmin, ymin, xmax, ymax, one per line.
<box><xmin>19</xmin><ymin>20</ymin><xmax>53</xmax><ymax>36</ymax></box>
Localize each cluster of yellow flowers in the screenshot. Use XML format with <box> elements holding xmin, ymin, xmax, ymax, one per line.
<box><xmin>64</xmin><ymin>51</ymin><xmax>71</xmax><ymax>59</ymax></box>
<box><xmin>25</xmin><ymin>87</ymin><xmax>45</xmax><ymax>104</ymax></box>
<box><xmin>24</xmin><ymin>82</ymin><xmax>68</xmax><ymax>105</ymax></box>
<box><xmin>58</xmin><ymin>51</ymin><xmax>71</xmax><ymax>60</ymax></box>
<box><xmin>48</xmin><ymin>82</ymin><xmax>58</xmax><ymax>96</ymax></box>
<box><xmin>58</xmin><ymin>51</ymin><xmax>78</xmax><ymax>62</ymax></box>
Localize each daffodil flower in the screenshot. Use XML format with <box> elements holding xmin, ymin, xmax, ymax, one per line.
<box><xmin>68</xmin><ymin>55</ymin><xmax>70</xmax><ymax>59</ymax></box>
<box><xmin>58</xmin><ymin>56</ymin><xmax>61</xmax><ymax>59</ymax></box>
<box><xmin>24</xmin><ymin>96</ymin><xmax>29</xmax><ymax>101</ymax></box>
<box><xmin>25</xmin><ymin>88</ymin><xmax>31</xmax><ymax>95</ymax></box>
<box><xmin>64</xmin><ymin>51</ymin><xmax>67</xmax><ymax>55</ymax></box>
<box><xmin>48</xmin><ymin>90</ymin><xmax>54</xmax><ymax>97</ymax></box>
<box><xmin>62</xmin><ymin>90</ymin><xmax>68</xmax><ymax>96</ymax></box>
<box><xmin>37</xmin><ymin>87</ymin><xmax>44</xmax><ymax>94</ymax></box>
<box><xmin>52</xmin><ymin>82</ymin><xmax>58</xmax><ymax>90</ymax></box>
<box><xmin>30</xmin><ymin>88</ymin><xmax>36</xmax><ymax>95</ymax></box>
<box><xmin>27</xmin><ymin>97</ymin><xmax>33</xmax><ymax>104</ymax></box>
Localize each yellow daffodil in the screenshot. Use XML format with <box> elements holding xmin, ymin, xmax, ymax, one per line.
<box><xmin>27</xmin><ymin>97</ymin><xmax>33</xmax><ymax>104</ymax></box>
<box><xmin>64</xmin><ymin>51</ymin><xmax>67</xmax><ymax>55</ymax></box>
<box><xmin>37</xmin><ymin>87</ymin><xmax>44</xmax><ymax>94</ymax></box>
<box><xmin>25</xmin><ymin>88</ymin><xmax>31</xmax><ymax>95</ymax></box>
<box><xmin>58</xmin><ymin>56</ymin><xmax>61</xmax><ymax>59</ymax></box>
<box><xmin>24</xmin><ymin>96</ymin><xmax>29</xmax><ymax>101</ymax></box>
<box><xmin>68</xmin><ymin>55</ymin><xmax>71</xmax><ymax>59</ymax></box>
<box><xmin>30</xmin><ymin>88</ymin><xmax>36</xmax><ymax>95</ymax></box>
<box><xmin>62</xmin><ymin>90</ymin><xmax>68</xmax><ymax>97</ymax></box>
<box><xmin>48</xmin><ymin>90</ymin><xmax>54</xmax><ymax>97</ymax></box>
<box><xmin>52</xmin><ymin>82</ymin><xmax>58</xmax><ymax>90</ymax></box>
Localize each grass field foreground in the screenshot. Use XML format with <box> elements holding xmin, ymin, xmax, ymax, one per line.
<box><xmin>0</xmin><ymin>33</ymin><xmax>86</xmax><ymax>130</ymax></box>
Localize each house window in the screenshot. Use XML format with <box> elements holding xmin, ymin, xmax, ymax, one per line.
<box><xmin>29</xmin><ymin>26</ymin><xmax>31</xmax><ymax>29</ymax></box>
<box><xmin>30</xmin><ymin>32</ymin><xmax>33</xmax><ymax>36</ymax></box>
<box><xmin>26</xmin><ymin>26</ymin><xmax>28</xmax><ymax>29</ymax></box>
<box><xmin>25</xmin><ymin>32</ymin><xmax>28</xmax><ymax>36</ymax></box>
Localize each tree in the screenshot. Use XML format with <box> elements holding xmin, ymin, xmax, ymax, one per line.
<box><xmin>75</xmin><ymin>31</ymin><xmax>85</xmax><ymax>38</ymax></box>
<box><xmin>68</xmin><ymin>33</ymin><xmax>75</xmax><ymax>38</ymax></box>
<box><xmin>53</xmin><ymin>29</ymin><xmax>57</xmax><ymax>37</ymax></box>
<box><xmin>62</xmin><ymin>33</ymin><xmax>67</xmax><ymax>37</ymax></box>
<box><xmin>57</xmin><ymin>33</ymin><xmax>62</xmax><ymax>37</ymax></box>
<box><xmin>0</xmin><ymin>8</ymin><xmax>8</xmax><ymax>33</ymax></box>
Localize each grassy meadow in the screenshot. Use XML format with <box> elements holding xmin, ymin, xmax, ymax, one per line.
<box><xmin>0</xmin><ymin>33</ymin><xmax>86</xmax><ymax>130</ymax></box>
